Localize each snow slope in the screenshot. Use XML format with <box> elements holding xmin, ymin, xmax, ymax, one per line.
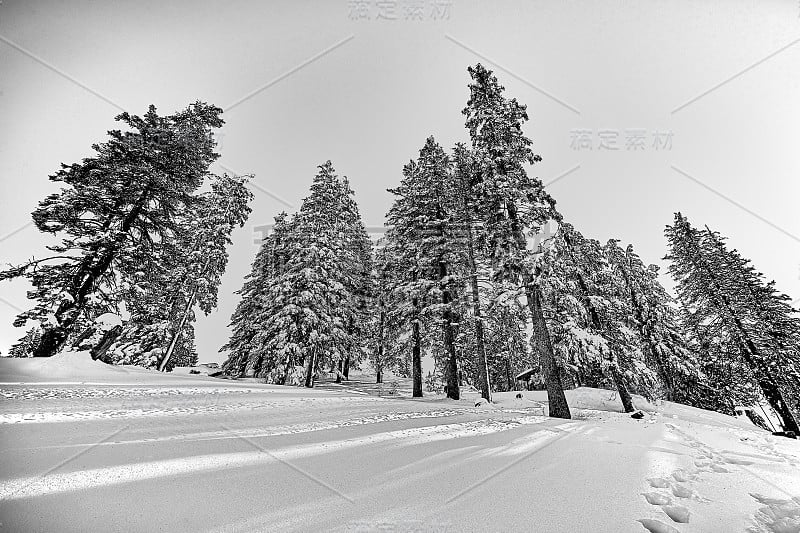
<box><xmin>0</xmin><ymin>350</ymin><xmax>234</xmax><ymax>385</ymax></box>
<box><xmin>0</xmin><ymin>366</ymin><xmax>798</xmax><ymax>532</ymax></box>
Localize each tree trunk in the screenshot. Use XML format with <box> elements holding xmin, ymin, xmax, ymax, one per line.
<box><xmin>747</xmin><ymin>358</ymin><xmax>799</xmax><ymax>433</ymax></box>
<box><xmin>304</xmin><ymin>348</ymin><xmax>317</xmax><ymax>388</ymax></box>
<box><xmin>608</xmin><ymin>359</ymin><xmax>635</xmax><ymax>412</ymax></box>
<box><xmin>35</xmin><ymin>187</ymin><xmax>152</xmax><ymax>358</ymax></box>
<box><xmin>71</xmin><ymin>327</ymin><xmax>97</xmax><ymax>349</ymax></box>
<box><xmin>525</xmin><ymin>278</ymin><xmax>571</xmax><ymax>418</ymax></box>
<box><xmin>462</xmin><ymin>220</ymin><xmax>491</xmax><ymax>402</ymax></box>
<box><xmin>439</xmin><ymin>261</ymin><xmax>460</xmax><ymax>400</ymax></box>
<box><xmin>412</xmin><ymin>299</ymin><xmax>423</xmax><ymax>398</ymax></box>
<box><xmin>158</xmin><ymin>287</ymin><xmax>198</xmax><ymax>371</ymax></box>
<box><xmin>90</xmin><ymin>325</ymin><xmax>122</xmax><ymax>363</ymax></box>
<box><xmin>503</xmin><ymin>200</ymin><xmax>569</xmax><ymax>416</ymax></box>
<box><xmin>343</xmin><ymin>354</ymin><xmax>350</xmax><ymax>379</ymax></box>
<box><xmin>733</xmin><ymin>329</ymin><xmax>800</xmax><ymax>433</ymax></box>
<box><xmin>376</xmin><ymin>298</ymin><xmax>385</xmax><ymax>384</ymax></box>
<box><xmin>336</xmin><ymin>359</ymin><xmax>343</xmax><ymax>383</ymax></box>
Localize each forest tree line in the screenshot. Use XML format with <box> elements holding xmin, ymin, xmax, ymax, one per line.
<box><xmin>221</xmin><ymin>64</ymin><xmax>800</xmax><ymax>432</ymax></box>
<box><xmin>2</xmin><ymin>65</ymin><xmax>798</xmax><ymax>433</ymax></box>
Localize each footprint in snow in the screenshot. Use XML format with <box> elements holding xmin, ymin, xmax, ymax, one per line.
<box><xmin>671</xmin><ymin>483</ymin><xmax>702</xmax><ymax>500</ymax></box>
<box><xmin>643</xmin><ymin>488</ymin><xmax>692</xmax><ymax>524</ymax></box>
<box><xmin>749</xmin><ymin>493</ymin><xmax>800</xmax><ymax>533</ymax></box>
<box><xmin>671</xmin><ymin>469</ymin><xmax>697</xmax><ymax>482</ymax></box>
<box><xmin>643</xmin><ymin>492</ymin><xmax>673</xmax><ymax>506</ymax></box>
<box><xmin>648</xmin><ymin>477</ymin><xmax>672</xmax><ymax>489</ymax></box>
<box><xmin>637</xmin><ymin>518</ymin><xmax>681</xmax><ymax>533</ymax></box>
<box><xmin>661</xmin><ymin>505</ymin><xmax>691</xmax><ymax>523</ymax></box>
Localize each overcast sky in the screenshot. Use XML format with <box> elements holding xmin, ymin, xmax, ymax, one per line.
<box><xmin>1</xmin><ymin>0</ymin><xmax>798</xmax><ymax>362</ymax></box>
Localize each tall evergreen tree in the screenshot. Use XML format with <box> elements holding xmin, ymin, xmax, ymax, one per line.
<box><xmin>221</xmin><ymin>212</ymin><xmax>297</xmax><ymax>380</ymax></box>
<box><xmin>385</xmin><ymin>139</ymin><xmax>466</xmax><ymax>398</ymax></box>
<box><xmin>155</xmin><ymin>174</ymin><xmax>253</xmax><ymax>370</ymax></box>
<box><xmin>604</xmin><ymin>240</ymin><xmax>702</xmax><ymax>404</ymax></box>
<box><xmin>451</xmin><ymin>143</ymin><xmax>493</xmax><ymax>402</ymax></box>
<box><xmin>2</xmin><ymin>103</ymin><xmax>223</xmax><ymax>358</ymax></box>
<box><xmin>220</xmin><ymin>162</ymin><xmax>372</xmax><ymax>388</ymax></box>
<box><xmin>66</xmin><ymin>173</ymin><xmax>253</xmax><ymax>369</ymax></box>
<box><xmin>537</xmin><ymin>223</ymin><xmax>647</xmax><ymax>411</ymax></box>
<box><xmin>461</xmin><ymin>64</ymin><xmax>569</xmax><ymax>416</ymax></box>
<box><xmin>665</xmin><ymin>213</ymin><xmax>800</xmax><ymax>432</ymax></box>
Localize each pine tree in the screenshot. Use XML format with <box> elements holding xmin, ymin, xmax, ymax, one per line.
<box><xmin>76</xmin><ymin>173</ymin><xmax>253</xmax><ymax>370</ymax></box>
<box><xmin>221</xmin><ymin>162</ymin><xmax>372</xmax><ymax>388</ymax></box>
<box><xmin>8</xmin><ymin>327</ymin><xmax>42</xmax><ymax>357</ymax></box>
<box><xmin>374</xmin><ymin>235</ymin><xmax>422</xmax><ymax>383</ymax></box>
<box><xmin>1</xmin><ymin>103</ymin><xmax>223</xmax><ymax>358</ymax></box>
<box><xmin>221</xmin><ymin>211</ymin><xmax>293</xmax><ymax>379</ymax></box>
<box><xmin>536</xmin><ymin>223</ymin><xmax>646</xmax><ymax>411</ymax></box>
<box><xmin>665</xmin><ymin>213</ymin><xmax>800</xmax><ymax>432</ymax></box>
<box><xmin>484</xmin><ymin>284</ymin><xmax>531</xmax><ymax>391</ymax></box>
<box><xmin>461</xmin><ymin>63</ymin><xmax>569</xmax><ymax>416</ymax></box>
<box><xmin>369</xmin><ymin>243</ymin><xmax>393</xmax><ymax>384</ymax></box>
<box><xmin>604</xmin><ymin>240</ymin><xmax>702</xmax><ymax>404</ymax></box>
<box><xmin>155</xmin><ymin>174</ymin><xmax>253</xmax><ymax>370</ymax></box>
<box><xmin>451</xmin><ymin>143</ymin><xmax>493</xmax><ymax>402</ymax></box>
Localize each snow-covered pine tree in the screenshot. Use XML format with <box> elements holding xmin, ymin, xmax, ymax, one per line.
<box><xmin>373</xmin><ymin>235</ymin><xmax>420</xmax><ymax>383</ymax></box>
<box><xmin>155</xmin><ymin>174</ymin><xmax>253</xmax><ymax>370</ymax></box>
<box><xmin>102</xmin><ymin>173</ymin><xmax>253</xmax><ymax>370</ymax></box>
<box><xmin>538</xmin><ymin>223</ymin><xmax>644</xmax><ymax>412</ymax></box>
<box><xmin>221</xmin><ymin>211</ymin><xmax>295</xmax><ymax>380</ymax></box>
<box><xmin>450</xmin><ymin>143</ymin><xmax>493</xmax><ymax>402</ymax></box>
<box><xmin>225</xmin><ymin>162</ymin><xmax>371</xmax><ymax>387</ymax></box>
<box><xmin>483</xmin><ymin>283</ymin><xmax>531</xmax><ymax>392</ymax></box>
<box><xmin>338</xmin><ymin>181</ymin><xmax>374</xmax><ymax>381</ymax></box>
<box><xmin>461</xmin><ymin>63</ymin><xmax>569</xmax><ymax>416</ymax></box>
<box><xmin>8</xmin><ymin>327</ymin><xmax>42</xmax><ymax>357</ymax></box>
<box><xmin>1</xmin><ymin>103</ymin><xmax>223</xmax><ymax>358</ymax></box>
<box><xmin>604</xmin><ymin>240</ymin><xmax>703</xmax><ymax>404</ymax></box>
<box><xmin>292</xmin><ymin>163</ymin><xmax>372</xmax><ymax>387</ymax></box>
<box><xmin>701</xmin><ymin>225</ymin><xmax>800</xmax><ymax>425</ymax></box>
<box><xmin>681</xmin><ymin>307</ymin><xmax>761</xmax><ymax>414</ymax></box>
<box><xmin>665</xmin><ymin>213</ymin><xmax>800</xmax><ymax>432</ymax></box>
<box><xmin>385</xmin><ymin>139</ymin><xmax>467</xmax><ymax>398</ymax></box>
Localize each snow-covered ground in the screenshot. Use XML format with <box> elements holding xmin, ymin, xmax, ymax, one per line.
<box><xmin>1</xmin><ymin>354</ymin><xmax>798</xmax><ymax>532</ymax></box>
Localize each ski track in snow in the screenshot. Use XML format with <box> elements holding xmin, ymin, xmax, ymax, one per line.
<box><xmin>0</xmin><ymin>392</ymin><xmax>391</xmax><ymax>424</ymax></box>
<box><xmin>0</xmin><ymin>386</ymin><xmax>260</xmax><ymax>401</ymax></box>
<box><xmin>4</xmin><ymin>381</ymin><xmax>799</xmax><ymax>531</ymax></box>
<box><xmin>0</xmin><ymin>414</ymin><xmax>550</xmax><ymax>501</ymax></box>
<box><xmin>15</xmin><ymin>409</ymin><xmax>480</xmax><ymax>449</ymax></box>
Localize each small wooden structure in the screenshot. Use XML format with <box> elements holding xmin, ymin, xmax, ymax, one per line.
<box><xmin>515</xmin><ymin>368</ymin><xmax>537</xmax><ymax>391</ymax></box>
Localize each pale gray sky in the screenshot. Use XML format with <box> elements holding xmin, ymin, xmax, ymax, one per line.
<box><xmin>1</xmin><ymin>0</ymin><xmax>798</xmax><ymax>362</ymax></box>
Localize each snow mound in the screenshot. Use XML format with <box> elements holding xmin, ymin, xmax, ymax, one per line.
<box><xmin>43</xmin><ymin>350</ymin><xmax>127</xmax><ymax>375</ymax></box>
<box><xmin>0</xmin><ymin>351</ymin><xmax>223</xmax><ymax>385</ymax></box>
<box><xmin>93</xmin><ymin>312</ymin><xmax>123</xmax><ymax>331</ymax></box>
<box><xmin>0</xmin><ymin>350</ymin><xmax>128</xmax><ymax>382</ymax></box>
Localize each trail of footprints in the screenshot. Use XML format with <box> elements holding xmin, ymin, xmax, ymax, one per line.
<box><xmin>638</xmin><ymin>423</ymin><xmax>748</xmax><ymax>533</ymax></box>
